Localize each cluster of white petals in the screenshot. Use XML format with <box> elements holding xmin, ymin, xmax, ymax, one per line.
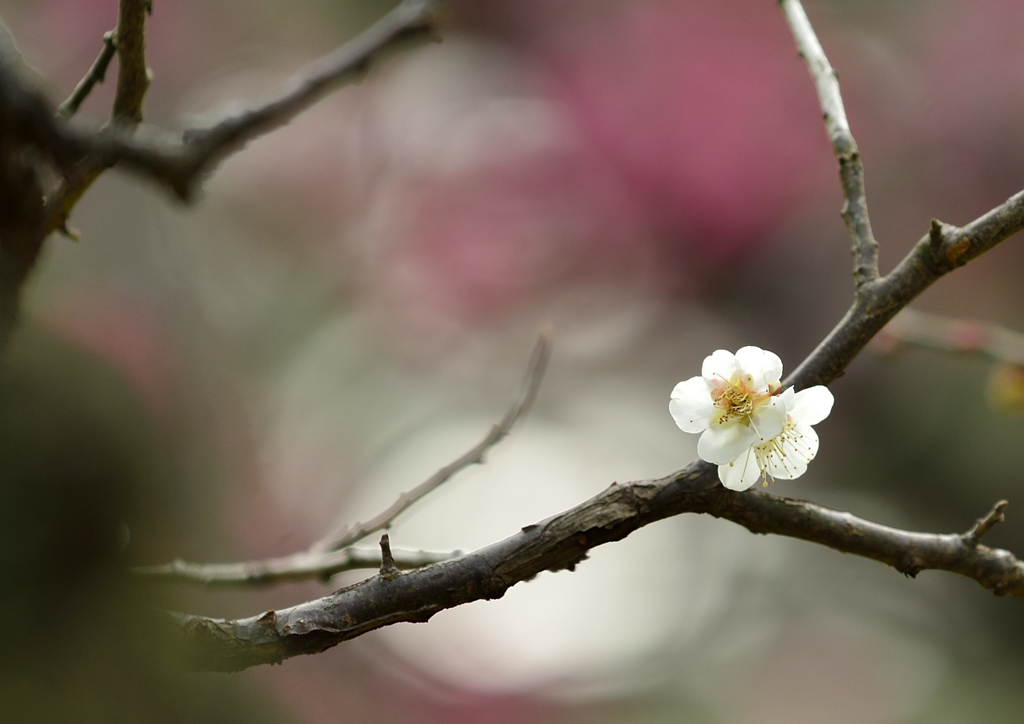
<box><xmin>670</xmin><ymin>346</ymin><xmax>834</xmax><ymax>491</ymax></box>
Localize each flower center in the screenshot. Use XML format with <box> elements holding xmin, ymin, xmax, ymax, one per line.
<box><xmin>712</xmin><ymin>378</ymin><xmax>767</xmax><ymax>424</ymax></box>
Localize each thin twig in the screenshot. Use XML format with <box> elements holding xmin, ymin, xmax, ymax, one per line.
<box><xmin>310</xmin><ymin>329</ymin><xmax>552</xmax><ymax>554</ymax></box>
<box><xmin>961</xmin><ymin>500</ymin><xmax>1009</xmax><ymax>547</ymax></box>
<box><xmin>780</xmin><ymin>0</ymin><xmax>879</xmax><ymax>289</ymax></box>
<box><xmin>57</xmin><ymin>30</ymin><xmax>117</xmax><ymax>119</ymax></box>
<box><xmin>45</xmin><ymin>0</ymin><xmax>151</xmax><ymax>236</ymax></box>
<box><xmin>173</xmin><ymin>0</ymin><xmax>441</xmax><ymax>198</ymax></box>
<box><xmin>878</xmin><ymin>308</ymin><xmax>1024</xmax><ymax>366</ymax></box>
<box><xmin>42</xmin><ymin>0</ymin><xmax>441</xmax><ymax>234</ymax></box>
<box><xmin>134</xmin><ymin>331</ymin><xmax>548</xmax><ymax>587</ymax></box>
<box><xmin>133</xmin><ymin>546</ymin><xmax>454</xmax><ymax>586</ymax></box>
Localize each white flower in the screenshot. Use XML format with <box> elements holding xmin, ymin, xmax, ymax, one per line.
<box><xmin>669</xmin><ymin>346</ymin><xmax>834</xmax><ymax>491</ymax></box>
<box><xmin>670</xmin><ymin>346</ymin><xmax>787</xmax><ymax>464</ymax></box>
<box><xmin>717</xmin><ymin>385</ymin><xmax>834</xmax><ymax>491</ymax></box>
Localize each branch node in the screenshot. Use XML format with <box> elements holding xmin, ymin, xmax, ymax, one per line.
<box><xmin>961</xmin><ymin>500</ymin><xmax>1009</xmax><ymax>547</ymax></box>
<box><xmin>379</xmin><ymin>534</ymin><xmax>399</xmax><ymax>579</ymax></box>
<box><xmin>929</xmin><ymin>218</ymin><xmax>946</xmax><ymax>249</ymax></box>
<box><xmin>897</xmin><ymin>553</ymin><xmax>923</xmax><ymax>578</ymax></box>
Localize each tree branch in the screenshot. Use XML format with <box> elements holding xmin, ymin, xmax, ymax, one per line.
<box><xmin>57</xmin><ymin>30</ymin><xmax>117</xmax><ymax>119</ymax></box>
<box><xmin>41</xmin><ymin>0</ymin><xmax>441</xmax><ymax>232</ymax></box>
<box><xmin>170</xmin><ymin>462</ymin><xmax>1024</xmax><ymax>672</ymax></box>
<box><xmin>785</xmin><ymin>193</ymin><xmax>1024</xmax><ymax>391</ymax></box>
<box><xmin>780</xmin><ymin>0</ymin><xmax>879</xmax><ymax>289</ymax></box>
<box><xmin>133</xmin><ymin>546</ymin><xmax>455</xmax><ymax>586</ymax></box>
<box><xmin>170</xmin><ymin>0</ymin><xmax>441</xmax><ymax>199</ymax></box>
<box><xmin>44</xmin><ymin>0</ymin><xmax>151</xmax><ymax>237</ymax></box>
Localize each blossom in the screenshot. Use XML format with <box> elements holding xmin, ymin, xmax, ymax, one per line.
<box><xmin>717</xmin><ymin>385</ymin><xmax>834</xmax><ymax>491</ymax></box>
<box><xmin>670</xmin><ymin>346</ymin><xmax>834</xmax><ymax>491</ymax></box>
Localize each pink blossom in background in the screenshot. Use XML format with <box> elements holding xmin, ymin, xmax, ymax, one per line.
<box><xmin>375</xmin><ymin>140</ymin><xmax>649</xmax><ymax>327</ymax></box>
<box><xmin>362</xmin><ymin>0</ymin><xmax>833</xmax><ymax>340</ymax></box>
<box><xmin>545</xmin><ymin>0</ymin><xmax>832</xmax><ymax>263</ymax></box>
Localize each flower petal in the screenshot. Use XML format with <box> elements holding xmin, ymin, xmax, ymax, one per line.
<box><xmin>702</xmin><ymin>349</ymin><xmax>737</xmax><ymax>385</ymax></box>
<box><xmin>718</xmin><ymin>447</ymin><xmax>762</xmax><ymax>491</ymax></box>
<box><xmin>698</xmin><ymin>423</ymin><xmax>758</xmax><ymax>465</ymax></box>
<box><xmin>750</xmin><ymin>395</ymin><xmax>787</xmax><ymax>441</ymax></box>
<box><xmin>735</xmin><ymin>346</ymin><xmax>783</xmax><ymax>390</ymax></box>
<box><xmin>778</xmin><ymin>386</ymin><xmax>796</xmax><ymax>410</ymax></box>
<box><xmin>764</xmin><ymin>424</ymin><xmax>819</xmax><ymax>480</ymax></box>
<box><xmin>670</xmin><ymin>377</ymin><xmax>716</xmax><ymax>433</ymax></box>
<box><xmin>791</xmin><ymin>386</ymin><xmax>834</xmax><ymax>427</ymax></box>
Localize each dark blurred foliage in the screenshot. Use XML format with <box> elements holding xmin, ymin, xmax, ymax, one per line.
<box><xmin>0</xmin><ymin>331</ymin><xmax>291</xmax><ymax>723</ymax></box>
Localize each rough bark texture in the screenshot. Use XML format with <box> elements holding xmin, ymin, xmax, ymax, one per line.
<box><xmin>171</xmin><ymin>462</ymin><xmax>1024</xmax><ymax>672</ymax></box>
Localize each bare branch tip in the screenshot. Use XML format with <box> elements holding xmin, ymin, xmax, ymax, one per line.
<box><xmin>57</xmin><ymin>27</ymin><xmax>120</xmax><ymax>118</ymax></box>
<box><xmin>529</xmin><ymin>330</ymin><xmax>553</xmax><ymax>375</ymax></box>
<box><xmin>961</xmin><ymin>499</ymin><xmax>1010</xmax><ymax>546</ymax></box>
<box><xmin>379</xmin><ymin>533</ymin><xmax>398</xmax><ymax>578</ymax></box>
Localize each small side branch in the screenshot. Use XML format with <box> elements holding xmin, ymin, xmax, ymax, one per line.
<box><xmin>57</xmin><ymin>30</ymin><xmax>117</xmax><ymax>119</ymax></box>
<box><xmin>961</xmin><ymin>500</ymin><xmax>1009</xmax><ymax>548</ymax></box>
<box><xmin>135</xmin><ymin>332</ymin><xmax>548</xmax><ymax>587</ymax></box>
<box><xmin>311</xmin><ymin>329</ymin><xmax>552</xmax><ymax>553</ymax></box>
<box><xmin>133</xmin><ymin>546</ymin><xmax>453</xmax><ymax>586</ymax></box>
<box><xmin>780</xmin><ymin>0</ymin><xmax>879</xmax><ymax>289</ymax></box>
